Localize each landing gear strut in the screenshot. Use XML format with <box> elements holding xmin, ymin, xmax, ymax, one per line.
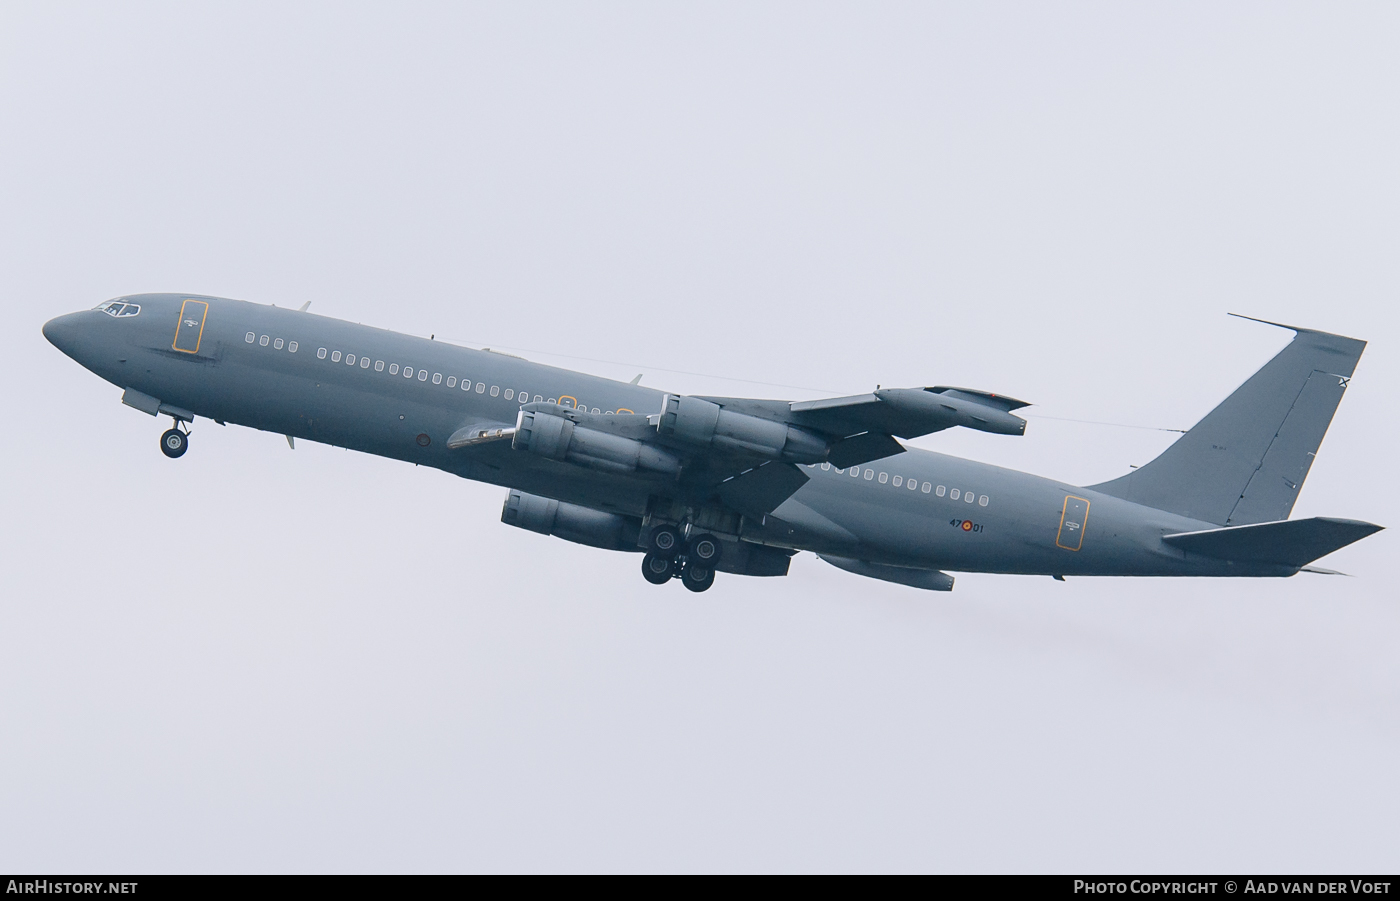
<box><xmin>160</xmin><ymin>421</ymin><xmax>189</xmax><ymax>459</ymax></box>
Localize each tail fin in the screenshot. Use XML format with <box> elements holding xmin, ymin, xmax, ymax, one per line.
<box><xmin>1089</xmin><ymin>317</ymin><xmax>1366</xmax><ymax>525</ymax></box>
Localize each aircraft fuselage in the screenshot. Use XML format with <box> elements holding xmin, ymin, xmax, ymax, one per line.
<box><xmin>42</xmin><ymin>294</ymin><xmax>1336</xmax><ymax>586</ymax></box>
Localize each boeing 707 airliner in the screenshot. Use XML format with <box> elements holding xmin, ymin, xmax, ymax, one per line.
<box><xmin>43</xmin><ymin>294</ymin><xmax>1381</xmax><ymax>592</ymax></box>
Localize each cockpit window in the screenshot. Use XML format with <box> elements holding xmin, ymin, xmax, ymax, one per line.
<box><xmin>94</xmin><ymin>300</ymin><xmax>141</xmax><ymax>318</ymax></box>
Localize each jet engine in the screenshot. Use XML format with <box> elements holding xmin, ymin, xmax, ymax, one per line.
<box><xmin>513</xmin><ymin>410</ymin><xmax>681</xmax><ymax>475</ymax></box>
<box><xmin>656</xmin><ymin>394</ymin><xmax>828</xmax><ymax>462</ymax></box>
<box><xmin>500</xmin><ymin>490</ymin><xmax>642</xmax><ymax>551</ymax></box>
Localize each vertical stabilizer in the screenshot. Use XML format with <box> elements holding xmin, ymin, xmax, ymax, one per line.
<box><xmin>1089</xmin><ymin>319</ymin><xmax>1366</xmax><ymax>525</ymax></box>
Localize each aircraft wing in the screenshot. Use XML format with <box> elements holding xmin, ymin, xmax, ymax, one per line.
<box><xmin>454</xmin><ymin>385</ymin><xmax>1029</xmax><ymax>517</ymax></box>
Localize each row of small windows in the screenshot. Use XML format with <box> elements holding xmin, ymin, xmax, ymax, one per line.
<box><xmin>816</xmin><ymin>462</ymin><xmax>989</xmax><ymax>506</ymax></box>
<box><xmin>295</xmin><ymin>345</ymin><xmax>622</xmax><ymax>414</ymax></box>
<box><xmin>244</xmin><ymin>334</ymin><xmax>981</xmax><ymax>502</ymax></box>
<box><xmin>246</xmin><ymin>332</ymin><xmax>298</xmax><ymax>353</ymax></box>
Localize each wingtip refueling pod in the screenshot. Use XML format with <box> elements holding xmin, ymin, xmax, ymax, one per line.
<box><xmin>875</xmin><ymin>387</ymin><xmax>1029</xmax><ymax>436</ymax></box>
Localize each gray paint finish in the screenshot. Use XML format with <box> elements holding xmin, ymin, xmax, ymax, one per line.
<box><xmin>1090</xmin><ymin>319</ymin><xmax>1366</xmax><ymax>526</ymax></box>
<box><xmin>43</xmin><ymin>293</ymin><xmax>1381</xmax><ymax>591</ymax></box>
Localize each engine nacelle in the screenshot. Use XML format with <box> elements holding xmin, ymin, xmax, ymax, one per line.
<box><xmin>656</xmin><ymin>394</ymin><xmax>828</xmax><ymax>463</ymax></box>
<box><xmin>514</xmin><ymin>411</ymin><xmax>681</xmax><ymax>475</ymax></box>
<box><xmin>501</xmin><ymin>490</ymin><xmax>642</xmax><ymax>551</ymax></box>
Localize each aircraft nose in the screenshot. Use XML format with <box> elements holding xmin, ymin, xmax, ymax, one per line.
<box><xmin>42</xmin><ymin>312</ymin><xmax>87</xmax><ymax>357</ymax></box>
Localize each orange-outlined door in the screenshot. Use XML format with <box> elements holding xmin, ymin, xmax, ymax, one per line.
<box><xmin>1056</xmin><ymin>495</ymin><xmax>1090</xmax><ymax>551</ymax></box>
<box><xmin>172</xmin><ymin>299</ymin><xmax>209</xmax><ymax>354</ymax></box>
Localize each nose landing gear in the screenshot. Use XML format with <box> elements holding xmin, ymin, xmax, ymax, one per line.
<box><xmin>160</xmin><ymin>420</ymin><xmax>190</xmax><ymax>458</ymax></box>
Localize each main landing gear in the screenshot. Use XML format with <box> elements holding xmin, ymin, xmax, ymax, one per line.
<box><xmin>160</xmin><ymin>420</ymin><xmax>190</xmax><ymax>459</ymax></box>
<box><xmin>640</xmin><ymin>527</ymin><xmax>722</xmax><ymax>592</ymax></box>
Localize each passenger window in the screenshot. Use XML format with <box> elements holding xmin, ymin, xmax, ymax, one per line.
<box><xmin>317</xmin><ymin>348</ymin><xmax>327</xmax><ymax>359</ymax></box>
<box><xmin>491</xmin><ymin>386</ymin><xmax>499</xmax><ymax>397</ymax></box>
<box><xmin>907</xmin><ymin>479</ymin><xmax>917</xmax><ymax>490</ymax></box>
<box><xmin>274</xmin><ymin>338</ymin><xmax>284</xmax><ymax>350</ymax></box>
<box><xmin>965</xmin><ymin>491</ymin><xmax>975</xmax><ymax>503</ymax></box>
<box><xmin>289</xmin><ymin>341</ymin><xmax>298</xmax><ymax>353</ymax></box>
<box><xmin>245</xmin><ymin>332</ymin><xmax>255</xmax><ymax>343</ymax></box>
<box><xmin>850</xmin><ymin>468</ymin><xmax>860</xmax><ymax>477</ymax></box>
<box><xmin>821</xmin><ymin>463</ymin><xmax>831</xmax><ymax>471</ymax></box>
<box><xmin>834</xmin><ymin>468</ymin><xmax>844</xmax><ymax>474</ymax></box>
<box><xmin>361</xmin><ymin>357</ymin><xmax>370</xmax><ymax>369</ymax></box>
<box><xmin>375</xmin><ymin>361</ymin><xmax>384</xmax><ymax>371</ymax></box>
<box><xmin>936</xmin><ymin>485</ymin><xmax>946</xmax><ymax>497</ymax></box>
<box><xmin>389</xmin><ymin>363</ymin><xmax>399</xmax><ymax>374</ymax></box>
<box><xmin>432</xmin><ymin>373</ymin><xmax>442</xmax><ymax>384</ymax></box>
<box><xmin>979</xmin><ymin>495</ymin><xmax>989</xmax><ymax>506</ymax></box>
<box><xmin>950</xmin><ymin>489</ymin><xmax>960</xmax><ymax>500</ymax></box>
<box><xmin>892</xmin><ymin>475</ymin><xmax>901</xmax><ymax>486</ymax></box>
<box><xmin>447</xmin><ymin>377</ymin><xmax>456</xmax><ymax>388</ymax></box>
<box><xmin>476</xmin><ymin>383</ymin><xmax>485</xmax><ymax>393</ymax></box>
<box><xmin>878</xmin><ymin>472</ymin><xmax>888</xmax><ymax>484</ymax></box>
<box><xmin>533</xmin><ymin>395</ymin><xmax>542</xmax><ymax>402</ymax></box>
<box><xmin>504</xmin><ymin>389</ymin><xmax>514</xmax><ymax>400</ymax></box>
<box><xmin>346</xmin><ymin>354</ymin><xmax>355</xmax><ymax>365</ymax></box>
<box><xmin>922</xmin><ymin>482</ymin><xmax>931</xmax><ymax>493</ymax></box>
<box><xmin>403</xmin><ymin>367</ymin><xmax>413</xmax><ymax>378</ymax></box>
<box><xmin>418</xmin><ymin>370</ymin><xmax>428</xmax><ymax>381</ymax></box>
<box><xmin>591</xmin><ymin>407</ymin><xmax>600</xmax><ymax>414</ymax></box>
<box><xmin>260</xmin><ymin>335</ymin><xmax>270</xmax><ymax>346</ymax></box>
<box><xmin>864</xmin><ymin>470</ymin><xmax>874</xmax><ymax>480</ymax></box>
<box><xmin>331</xmin><ymin>351</ymin><xmax>342</xmax><ymax>362</ymax></box>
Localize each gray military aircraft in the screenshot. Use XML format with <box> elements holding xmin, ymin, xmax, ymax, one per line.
<box><xmin>43</xmin><ymin>294</ymin><xmax>1381</xmax><ymax>592</ymax></box>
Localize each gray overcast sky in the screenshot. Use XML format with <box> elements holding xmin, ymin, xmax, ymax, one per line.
<box><xmin>1</xmin><ymin>1</ymin><xmax>1396</xmax><ymax>873</ymax></box>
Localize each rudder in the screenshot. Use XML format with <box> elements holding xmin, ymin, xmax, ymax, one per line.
<box><xmin>1090</xmin><ymin>318</ymin><xmax>1366</xmax><ymax>525</ymax></box>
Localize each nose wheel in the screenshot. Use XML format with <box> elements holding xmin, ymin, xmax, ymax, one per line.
<box><xmin>160</xmin><ymin>422</ymin><xmax>189</xmax><ymax>458</ymax></box>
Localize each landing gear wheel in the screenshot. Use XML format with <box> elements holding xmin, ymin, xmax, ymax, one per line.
<box><xmin>682</xmin><ymin>564</ymin><xmax>715</xmax><ymax>593</ymax></box>
<box><xmin>642</xmin><ymin>553</ymin><xmax>675</xmax><ymax>585</ymax></box>
<box><xmin>648</xmin><ymin>525</ymin><xmax>682</xmax><ymax>557</ymax></box>
<box><xmin>160</xmin><ymin>428</ymin><xmax>188</xmax><ymax>459</ymax></box>
<box><xmin>688</xmin><ymin>533</ymin><xmax>722</xmax><ymax>565</ymax></box>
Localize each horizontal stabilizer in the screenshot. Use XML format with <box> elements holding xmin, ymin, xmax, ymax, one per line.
<box><xmin>1162</xmin><ymin>517</ymin><xmax>1382</xmax><ymax>567</ymax></box>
